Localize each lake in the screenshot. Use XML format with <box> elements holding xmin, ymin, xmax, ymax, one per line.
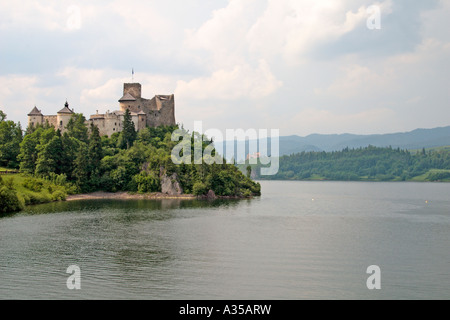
<box><xmin>0</xmin><ymin>181</ymin><xmax>449</xmax><ymax>300</ymax></box>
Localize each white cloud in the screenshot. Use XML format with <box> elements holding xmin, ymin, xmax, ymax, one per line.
<box><xmin>175</xmin><ymin>59</ymin><xmax>282</xmax><ymax>101</ymax></box>
<box><xmin>247</xmin><ymin>0</ymin><xmax>393</xmax><ymax>64</ymax></box>
<box><xmin>287</xmin><ymin>107</ymin><xmax>397</xmax><ymax>135</ymax></box>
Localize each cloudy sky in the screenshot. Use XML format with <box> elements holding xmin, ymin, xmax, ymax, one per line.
<box><xmin>0</xmin><ymin>0</ymin><xmax>449</xmax><ymax>136</ymax></box>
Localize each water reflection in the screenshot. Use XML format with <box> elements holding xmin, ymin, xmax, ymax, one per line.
<box><xmin>13</xmin><ymin>197</ymin><xmax>244</xmax><ymax>218</ymax></box>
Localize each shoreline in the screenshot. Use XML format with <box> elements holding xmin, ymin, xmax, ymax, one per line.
<box><xmin>66</xmin><ymin>192</ymin><xmax>197</xmax><ymax>201</ymax></box>
<box><xmin>66</xmin><ymin>191</ymin><xmax>256</xmax><ymax>202</ymax></box>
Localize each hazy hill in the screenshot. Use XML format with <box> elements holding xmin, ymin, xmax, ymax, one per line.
<box><xmin>220</xmin><ymin>126</ymin><xmax>450</xmax><ymax>160</ymax></box>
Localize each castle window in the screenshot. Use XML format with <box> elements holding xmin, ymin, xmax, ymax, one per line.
<box><xmin>60</xmin><ymin>121</ymin><xmax>63</xmax><ymax>126</ymax></box>
<box><xmin>113</xmin><ymin>128</ymin><xmax>115</xmax><ymax>131</ymax></box>
<box><xmin>31</xmin><ymin>122</ymin><xmax>34</xmax><ymax>126</ymax></box>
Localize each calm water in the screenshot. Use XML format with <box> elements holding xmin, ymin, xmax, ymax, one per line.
<box><xmin>0</xmin><ymin>181</ymin><xmax>449</xmax><ymax>300</ymax></box>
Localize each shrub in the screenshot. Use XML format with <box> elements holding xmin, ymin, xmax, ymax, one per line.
<box><xmin>133</xmin><ymin>172</ymin><xmax>160</xmax><ymax>193</ymax></box>
<box><xmin>20</xmin><ymin>190</ymin><xmax>52</xmax><ymax>205</ymax></box>
<box><xmin>23</xmin><ymin>178</ymin><xmax>44</xmax><ymax>192</ymax></box>
<box><xmin>192</xmin><ymin>182</ymin><xmax>208</xmax><ymax>196</ymax></box>
<box><xmin>0</xmin><ymin>186</ymin><xmax>23</xmax><ymax>214</ymax></box>
<box><xmin>51</xmin><ymin>190</ymin><xmax>67</xmax><ymax>201</ymax></box>
<box><xmin>242</xmin><ymin>189</ymin><xmax>252</xmax><ymax>198</ymax></box>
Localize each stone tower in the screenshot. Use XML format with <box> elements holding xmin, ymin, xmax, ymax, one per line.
<box><xmin>28</xmin><ymin>106</ymin><xmax>44</xmax><ymax>127</ymax></box>
<box><xmin>118</xmin><ymin>83</ymin><xmax>175</xmax><ymax>128</ymax></box>
<box><xmin>56</xmin><ymin>101</ymin><xmax>74</xmax><ymax>132</ymax></box>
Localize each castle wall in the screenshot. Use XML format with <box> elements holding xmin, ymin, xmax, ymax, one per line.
<box><xmin>137</xmin><ymin>114</ymin><xmax>146</xmax><ymax>131</ymax></box>
<box><xmin>88</xmin><ymin>111</ymin><xmax>144</xmax><ymax>137</ymax></box>
<box><xmin>43</xmin><ymin>115</ymin><xmax>58</xmax><ymax>129</ymax></box>
<box><xmin>145</xmin><ymin>95</ymin><xmax>176</xmax><ymax>127</ymax></box>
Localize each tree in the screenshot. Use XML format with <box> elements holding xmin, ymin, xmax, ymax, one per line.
<box><xmin>18</xmin><ymin>127</ymin><xmax>43</xmax><ymax>174</ymax></box>
<box><xmin>58</xmin><ymin>133</ymin><xmax>78</xmax><ymax>178</ymax></box>
<box><xmin>66</xmin><ymin>114</ymin><xmax>89</xmax><ymax>143</ymax></box>
<box><xmin>0</xmin><ymin>179</ymin><xmax>23</xmax><ymax>214</ymax></box>
<box><xmin>35</xmin><ymin>135</ymin><xmax>64</xmax><ymax>176</ymax></box>
<box><xmin>73</xmin><ymin>143</ymin><xmax>90</xmax><ymax>191</ymax></box>
<box><xmin>88</xmin><ymin>124</ymin><xmax>103</xmax><ymax>182</ymax></box>
<box><xmin>0</xmin><ymin>109</ymin><xmax>6</xmax><ymax>122</ymax></box>
<box><xmin>118</xmin><ymin>109</ymin><xmax>137</xmax><ymax>149</ymax></box>
<box><xmin>0</xmin><ymin>120</ymin><xmax>23</xmax><ymax>168</ymax></box>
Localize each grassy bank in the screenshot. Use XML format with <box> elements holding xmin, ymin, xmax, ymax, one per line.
<box><xmin>0</xmin><ymin>173</ymin><xmax>76</xmax><ymax>215</ymax></box>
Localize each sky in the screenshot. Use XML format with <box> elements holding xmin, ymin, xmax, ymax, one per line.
<box><xmin>0</xmin><ymin>0</ymin><xmax>449</xmax><ymax>137</ymax></box>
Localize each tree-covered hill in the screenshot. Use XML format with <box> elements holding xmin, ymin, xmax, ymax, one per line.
<box><xmin>254</xmin><ymin>146</ymin><xmax>450</xmax><ymax>182</ymax></box>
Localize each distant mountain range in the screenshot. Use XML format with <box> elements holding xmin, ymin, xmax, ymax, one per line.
<box><xmin>219</xmin><ymin>126</ymin><xmax>450</xmax><ymax>160</ymax></box>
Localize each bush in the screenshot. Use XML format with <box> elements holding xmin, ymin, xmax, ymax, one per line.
<box><xmin>426</xmin><ymin>170</ymin><xmax>450</xmax><ymax>181</ymax></box>
<box><xmin>0</xmin><ymin>186</ymin><xmax>24</xmax><ymax>214</ymax></box>
<box><xmin>51</xmin><ymin>190</ymin><xmax>67</xmax><ymax>201</ymax></box>
<box><xmin>133</xmin><ymin>172</ymin><xmax>160</xmax><ymax>193</ymax></box>
<box><xmin>23</xmin><ymin>178</ymin><xmax>44</xmax><ymax>192</ymax></box>
<box><xmin>20</xmin><ymin>190</ymin><xmax>52</xmax><ymax>205</ymax></box>
<box><xmin>192</xmin><ymin>182</ymin><xmax>208</xmax><ymax>196</ymax></box>
<box><xmin>242</xmin><ymin>189</ymin><xmax>252</xmax><ymax>198</ymax></box>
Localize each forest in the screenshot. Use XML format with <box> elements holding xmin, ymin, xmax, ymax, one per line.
<box><xmin>255</xmin><ymin>145</ymin><xmax>450</xmax><ymax>182</ymax></box>
<box><xmin>0</xmin><ymin>109</ymin><xmax>261</xmax><ymax>214</ymax></box>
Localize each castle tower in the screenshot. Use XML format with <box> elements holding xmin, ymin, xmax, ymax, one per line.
<box><xmin>119</xmin><ymin>83</ymin><xmax>141</xmax><ymax>113</ymax></box>
<box><xmin>124</xmin><ymin>83</ymin><xmax>141</xmax><ymax>99</ymax></box>
<box><xmin>28</xmin><ymin>106</ymin><xmax>44</xmax><ymax>128</ymax></box>
<box><xmin>137</xmin><ymin>110</ymin><xmax>147</xmax><ymax>131</ymax></box>
<box><xmin>56</xmin><ymin>101</ymin><xmax>74</xmax><ymax>132</ymax></box>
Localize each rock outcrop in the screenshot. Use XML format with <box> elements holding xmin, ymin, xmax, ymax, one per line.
<box><xmin>160</xmin><ymin>168</ymin><xmax>183</xmax><ymax>196</ymax></box>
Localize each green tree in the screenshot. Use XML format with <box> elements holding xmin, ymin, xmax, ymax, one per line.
<box><xmin>73</xmin><ymin>143</ymin><xmax>89</xmax><ymax>191</ymax></box>
<box><xmin>0</xmin><ymin>109</ymin><xmax>6</xmax><ymax>122</ymax></box>
<box><xmin>35</xmin><ymin>135</ymin><xmax>64</xmax><ymax>176</ymax></box>
<box><xmin>0</xmin><ymin>119</ymin><xmax>23</xmax><ymax>168</ymax></box>
<box><xmin>18</xmin><ymin>127</ymin><xmax>44</xmax><ymax>174</ymax></box>
<box><xmin>66</xmin><ymin>114</ymin><xmax>89</xmax><ymax>143</ymax></box>
<box><xmin>60</xmin><ymin>133</ymin><xmax>81</xmax><ymax>178</ymax></box>
<box><xmin>0</xmin><ymin>179</ymin><xmax>23</xmax><ymax>214</ymax></box>
<box><xmin>88</xmin><ymin>123</ymin><xmax>103</xmax><ymax>178</ymax></box>
<box><xmin>118</xmin><ymin>109</ymin><xmax>137</xmax><ymax>149</ymax></box>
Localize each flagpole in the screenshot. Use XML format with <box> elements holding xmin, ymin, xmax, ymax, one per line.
<box><xmin>132</xmin><ymin>68</ymin><xmax>134</xmax><ymax>82</ymax></box>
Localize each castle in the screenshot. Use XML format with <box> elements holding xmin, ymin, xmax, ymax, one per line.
<box><xmin>27</xmin><ymin>83</ymin><xmax>176</xmax><ymax>136</ymax></box>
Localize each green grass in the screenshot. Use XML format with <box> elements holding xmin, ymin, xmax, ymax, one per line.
<box><xmin>410</xmin><ymin>169</ymin><xmax>450</xmax><ymax>182</ymax></box>
<box><xmin>1</xmin><ymin>174</ymin><xmax>69</xmax><ymax>207</ymax></box>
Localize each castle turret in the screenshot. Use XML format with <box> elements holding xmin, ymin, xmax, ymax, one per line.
<box><xmin>57</xmin><ymin>101</ymin><xmax>74</xmax><ymax>132</ymax></box>
<box><xmin>137</xmin><ymin>110</ymin><xmax>147</xmax><ymax>131</ymax></box>
<box><xmin>124</xmin><ymin>83</ymin><xmax>141</xmax><ymax>99</ymax></box>
<box><xmin>28</xmin><ymin>106</ymin><xmax>43</xmax><ymax>128</ymax></box>
<box><xmin>119</xmin><ymin>83</ymin><xmax>141</xmax><ymax>113</ymax></box>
